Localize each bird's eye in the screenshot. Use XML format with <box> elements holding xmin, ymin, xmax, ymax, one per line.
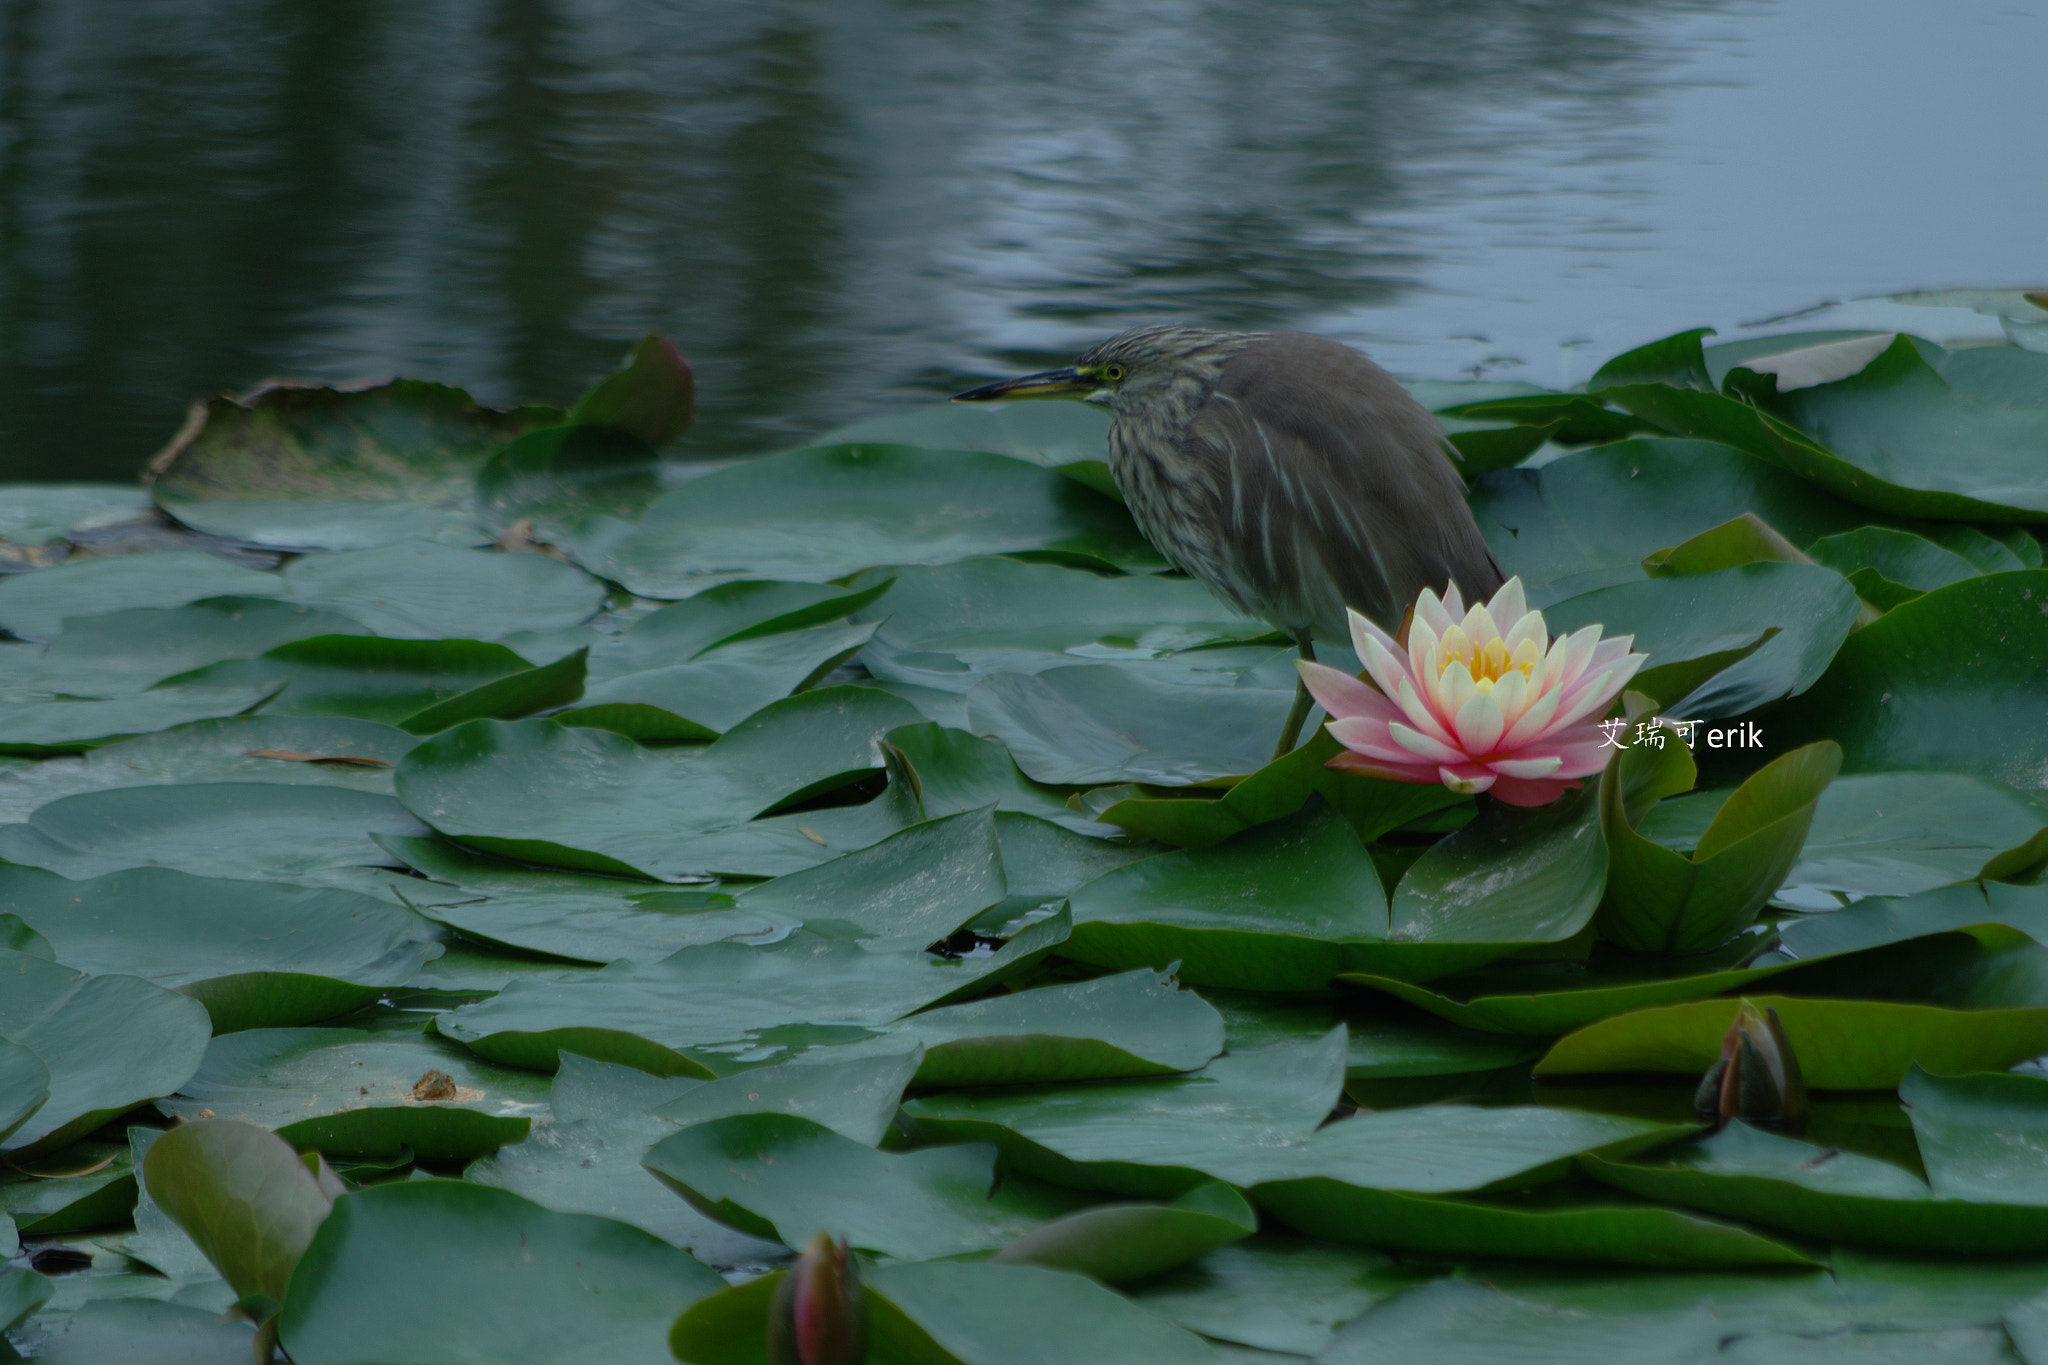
<box><xmin>1102</xmin><ymin>363</ymin><xmax>1126</xmax><ymax>382</ymax></box>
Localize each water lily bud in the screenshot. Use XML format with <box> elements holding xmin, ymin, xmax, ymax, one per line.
<box><xmin>1693</xmin><ymin>1000</ymin><xmax>1807</xmax><ymax>1134</ymax></box>
<box><xmin>767</xmin><ymin>1232</ymin><xmax>867</xmax><ymax>1365</ymax></box>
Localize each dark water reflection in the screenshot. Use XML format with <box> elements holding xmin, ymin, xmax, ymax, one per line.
<box><xmin>1</xmin><ymin>0</ymin><xmax>2041</xmax><ymax>480</ymax></box>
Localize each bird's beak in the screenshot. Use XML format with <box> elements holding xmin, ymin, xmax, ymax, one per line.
<box><xmin>952</xmin><ymin>368</ymin><xmax>1099</xmax><ymax>403</ymax></box>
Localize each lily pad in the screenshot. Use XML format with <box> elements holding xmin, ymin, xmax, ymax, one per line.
<box><xmin>141</xmin><ymin>1119</ymin><xmax>338</xmax><ymax>1309</ymax></box>
<box><xmin>15</xmin><ymin>596</ymin><xmax>368</xmax><ymax>696</ymax></box>
<box><xmin>279</xmin><ymin>1180</ymin><xmax>723</xmax><ymax>1365</ymax></box>
<box><xmin>1583</xmin><ymin>1120</ymin><xmax>2048</xmax><ymax>1255</ymax></box>
<box><xmin>556</xmin><ymin>623</ymin><xmax>875</xmax><ymax>740</ymax></box>
<box><xmin>394</xmin><ymin>688</ymin><xmax>926</xmax><ymax>880</ymax></box>
<box><xmin>901</xmin><ymin>1030</ymin><xmax>1347</xmax><ymax>1198</ymax></box>
<box><xmin>148</xmin><ymin>379</ymin><xmax>548</xmax><ymax>550</ymax></box>
<box><xmin>0</xmin><ymin>550</ymin><xmax>286</xmax><ymax>642</ymax></box>
<box><xmin>156</xmin><ymin>1026</ymin><xmax>548</xmax><ymax>1161</ymax></box>
<box><xmin>1772</xmin><ymin>571</ymin><xmax>2048</xmax><ymax>795</ymax></box>
<box><xmin>1535</xmin><ymin>994</ymin><xmax>2048</xmax><ymax>1090</ymax></box>
<box><xmin>643</xmin><ymin>1113</ymin><xmax>1076</xmax><ymax>1260</ymax></box>
<box><xmin>736</xmin><ymin>808</ymin><xmax>1006</xmax><ymax>946</ymax></box>
<box><xmin>992</xmin><ymin>1181</ymin><xmax>1257</xmax><ymax>1284</ymax></box>
<box><xmin>863</xmin><ymin>1260</ymin><xmax>1224</xmax><ymax>1365</ymax></box>
<box><xmin>590</xmin><ymin>443</ymin><xmax>1165</xmax><ymax>599</ymax></box>
<box><xmin>0</xmin><ymin>682</ymin><xmax>283</xmax><ymax>756</ymax></box>
<box><xmin>0</xmin><ymin>950</ymin><xmax>211</xmax><ymax>1159</ymax></box>
<box><xmin>1124</xmin><ymin>1235</ymin><xmax>1421</xmax><ymax>1357</ymax></box>
<box><xmin>1900</xmin><ymin>1066</ymin><xmax>2048</xmax><ymax>1206</ymax></box>
<box><xmin>967</xmin><ymin>664</ymin><xmax>1294</xmax><ymax>786</ymax></box>
<box><xmin>0</xmin><ymin>865</ymin><xmax>439</xmax><ymax>1032</ymax></box>
<box><xmin>278</xmin><ymin>540</ymin><xmax>604</xmax><ymax>641</ymax></box>
<box><xmin>0</xmin><ymin>1037</ymin><xmax>51</xmax><ymax>1148</ymax></box>
<box><xmin>0</xmin><ymin>781</ymin><xmax>430</xmax><ymax>881</ymax></box>
<box><xmin>433</xmin><ymin>912</ymin><xmax>1072</xmax><ymax>1075</ymax></box>
<box><xmin>651</xmin><ymin>1048</ymin><xmax>924</xmax><ymax>1146</ymax></box>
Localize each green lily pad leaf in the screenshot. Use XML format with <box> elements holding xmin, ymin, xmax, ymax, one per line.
<box><xmin>901</xmin><ymin>1030</ymin><xmax>1346</xmax><ymax>1198</ymax></box>
<box><xmin>1065</xmin><ymin>803</ymin><xmax>1394</xmax><ymax>992</ymax></box>
<box><xmin>1439</xmin><ymin>391</ymin><xmax>1652</xmax><ymax>445</ymax></box>
<box><xmin>1544</xmin><ymin>563</ymin><xmax>1861</xmax><ymax>717</ymax></box>
<box><xmin>0</xmin><ymin>781</ymin><xmax>429</xmax><ymax>881</ymax></box>
<box><xmin>475</xmin><ymin>421</ymin><xmax>663</xmax><ymax>549</ymax></box>
<box><xmin>0</xmin><ymin>865</ymin><xmax>438</xmax><ymax>1032</ymax></box>
<box><xmin>147</xmin><ymin>380</ymin><xmax>549</xmax><ymax>550</ymax></box>
<box><xmin>1807</xmin><ymin>527</ymin><xmax>1983</xmax><ymax>603</ymax></box>
<box><xmin>1468</xmin><ymin>439</ymin><xmax>1901</xmax><ymax>602</ymax></box>
<box><xmin>140</xmin><ymin>1119</ymin><xmax>335</xmax><ymax>1307</ymax></box>
<box><xmin>651</xmin><ymin>1049</ymin><xmax>924</xmax><ymax>1146</ymax></box>
<box><xmin>880</xmin><ymin>723</ymin><xmax>1108</xmax><ymax>839</ymax></box>
<box><xmin>434</xmin><ymin>912</ymin><xmax>1072</xmax><ymax>1074</ymax></box>
<box><xmin>1382</xmin><ymin>783</ymin><xmax>1609</xmax><ymax>978</ymax></box>
<box><xmin>0</xmin><ymin>682</ymin><xmax>283</xmax><ymax>756</ymax></box>
<box><xmin>1258</xmin><ymin>1182</ymin><xmax>1811</xmax><ymax>1269</ymax></box>
<box><xmin>1728</xmin><ymin>334</ymin><xmax>2048</xmax><ymax>519</ymax></box>
<box><xmin>821</xmin><ymin>398</ymin><xmax>1111</xmax><ymax>481</ymax></box>
<box><xmin>0</xmin><ymin>1266</ymin><xmax>51</xmax><ymax>1334</ymax></box>
<box><xmin>0</xmin><ymin>950</ymin><xmax>211</xmax><ymax>1158</ymax></box>
<box><xmin>167</xmin><ymin>634</ymin><xmax>581</xmax><ymax>728</ymax></box>
<box><xmin>156</xmin><ymin>1027</ymin><xmax>548</xmax><ymax>1161</ymax></box>
<box><xmin>27</xmin><ymin>1298</ymin><xmax>257</xmax><ymax>1365</ymax></box>
<box><xmin>1589</xmin><ymin>329</ymin><xmax>1716</xmax><ymax>391</ymax></box>
<box><xmin>278</xmin><ymin>1180</ymin><xmax>723</xmax><ymax>1365</ymax></box>
<box><xmin>1640</xmin><ymin>512</ymin><xmax>1813</xmax><ymax>578</ymax></box>
<box><xmin>1095</xmin><ymin>726</ymin><xmax>1465</xmax><ymax>850</ymax></box>
<box><xmin>0</xmin><ymin>1037</ymin><xmax>50</xmax><ymax>1147</ymax></box>
<box><xmin>968</xmin><ymin>665</ymin><xmax>1292</xmax><ymax>786</ymax></box>
<box><xmin>590</xmin><ymin>444</ymin><xmax>1165</xmax><ymax>600</ymax></box>
<box><xmin>0</xmin><ymin>715</ymin><xmax>415</xmax><ymax>824</ymax></box>
<box><xmin>1443</xmin><ymin>419</ymin><xmax>1567</xmax><ymax>476</ymax></box>
<box><xmin>644</xmin><ymin>1114</ymin><xmax>1075</xmax><ymax>1260</ymax></box>
<box><xmin>1599</xmin><ymin>741</ymin><xmax>1840</xmax><ymax>955</ymax></box>
<box><xmin>1125</xmin><ymin>1235</ymin><xmax>1421</xmax><ymax>1357</ymax></box>
<box><xmin>1762</xmin><ymin>772</ymin><xmax>2048</xmax><ymax>902</ymax></box>
<box><xmin>737</xmin><ymin>808</ymin><xmax>1005</xmax><ymax>946</ymax></box>
<box><xmin>557</xmin><ymin>623</ymin><xmax>876</xmax><ymax>740</ymax></box>
<box><xmin>568</xmin><ymin>335</ymin><xmax>696</xmax><ymax>450</ymax></box>
<box><xmin>465</xmin><ymin>1114</ymin><xmax>788</xmax><ymax>1270</ymax></box>
<box><xmin>551</xmin><ymin>1053</ymin><xmax>701</xmax><ymax>1121</ymax></box>
<box><xmin>1772</xmin><ymin>572</ymin><xmax>2048</xmax><ymax>795</ymax></box>
<box><xmin>395</xmin><ymin>688</ymin><xmax>926</xmax><ymax>880</ymax></box>
<box><xmin>277</xmin><ymin>540</ymin><xmax>604</xmax><ymax>641</ymax></box>
<box><xmin>0</xmin><ymin>482</ymin><xmax>152</xmax><ymax>545</ymax></box>
<box><xmin>13</xmin><ymin>597</ymin><xmax>368</xmax><ymax>696</ymax></box>
<box><xmin>1535</xmin><ymin>994</ymin><xmax>2048</xmax><ymax>1089</ymax></box>
<box><xmin>863</xmin><ymin>967</ymin><xmax>1224</xmax><ymax>1088</ymax></box>
<box><xmin>1584</xmin><ymin>1119</ymin><xmax>2048</xmax><ymax>1255</ymax></box>
<box><xmin>601</xmin><ymin>578</ymin><xmax>896</xmax><ymax>671</ymax></box>
<box><xmin>0</xmin><ymin>1138</ymin><xmax>137</xmax><ymax>1236</ymax></box>
<box><xmin>0</xmin><ymin>549</ymin><xmax>287</xmax><ymax>642</ymax></box>
<box><xmin>1900</xmin><ymin>1066</ymin><xmax>2048</xmax><ymax>1205</ymax></box>
<box><xmin>1323</xmin><ymin>1277</ymin><xmax>1732</xmax><ymax>1365</ymax></box>
<box><xmin>853</xmin><ymin>557</ymin><xmax>1271</xmax><ymax>693</ymax></box>
<box><xmin>379</xmin><ymin>835</ymin><xmax>790</xmax><ymax>965</ymax></box>
<box><xmin>863</xmin><ymin>1261</ymin><xmax>1222</xmax><ymax>1365</ymax></box>
<box><xmin>986</xmin><ymin>811</ymin><xmax>1160</xmax><ymax>922</ymax></box>
<box><xmin>992</xmin><ymin>1180</ymin><xmax>1256</xmax><ymax>1283</ymax></box>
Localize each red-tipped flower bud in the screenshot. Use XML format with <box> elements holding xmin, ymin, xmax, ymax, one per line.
<box><xmin>767</xmin><ymin>1232</ymin><xmax>867</xmax><ymax>1365</ymax></box>
<box><xmin>1694</xmin><ymin>999</ymin><xmax>1808</xmax><ymax>1134</ymax></box>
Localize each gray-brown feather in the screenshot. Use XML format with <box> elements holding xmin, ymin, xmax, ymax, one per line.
<box><xmin>1098</xmin><ymin>329</ymin><xmax>1502</xmax><ymax>639</ymax></box>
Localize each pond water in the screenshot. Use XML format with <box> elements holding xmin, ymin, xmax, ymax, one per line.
<box><xmin>1</xmin><ymin>0</ymin><xmax>2042</xmax><ymax>481</ymax></box>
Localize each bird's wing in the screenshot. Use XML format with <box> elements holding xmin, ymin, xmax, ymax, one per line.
<box><xmin>1180</xmin><ymin>331</ymin><xmax>1505</xmax><ymax>638</ymax></box>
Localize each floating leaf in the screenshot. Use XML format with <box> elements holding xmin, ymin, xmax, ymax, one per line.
<box><xmin>0</xmin><ymin>865</ymin><xmax>438</xmax><ymax>1031</ymax></box>
<box><xmin>590</xmin><ymin>444</ymin><xmax>1165</xmax><ymax>599</ymax></box>
<box><xmin>279</xmin><ymin>1181</ymin><xmax>723</xmax><ymax>1365</ymax></box>
<box><xmin>557</xmin><ymin>624</ymin><xmax>877</xmax><ymax>741</ymax></box>
<box><xmin>141</xmin><ymin>1119</ymin><xmax>336</xmax><ymax>1310</ymax></box>
<box><xmin>278</xmin><ymin>540</ymin><xmax>605</xmax><ymax>640</ymax></box>
<box><xmin>156</xmin><ymin>1027</ymin><xmax>547</xmax><ymax>1161</ymax></box>
<box><xmin>1772</xmin><ymin>571</ymin><xmax>2048</xmax><ymax>794</ymax></box>
<box><xmin>991</xmin><ymin>1181</ymin><xmax>1256</xmax><ymax>1283</ymax></box>
<box><xmin>567</xmin><ymin>335</ymin><xmax>696</xmax><ymax>450</ymax></box>
<box><xmin>148</xmin><ymin>379</ymin><xmax>548</xmax><ymax>550</ymax></box>
<box><xmin>0</xmin><ymin>950</ymin><xmax>211</xmax><ymax>1158</ymax></box>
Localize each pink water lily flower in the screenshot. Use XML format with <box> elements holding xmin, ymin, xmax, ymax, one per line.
<box><xmin>1298</xmin><ymin>577</ymin><xmax>1647</xmax><ymax>807</ymax></box>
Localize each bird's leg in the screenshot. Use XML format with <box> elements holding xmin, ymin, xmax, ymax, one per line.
<box><xmin>1273</xmin><ymin>630</ymin><xmax>1319</xmax><ymax>760</ymax></box>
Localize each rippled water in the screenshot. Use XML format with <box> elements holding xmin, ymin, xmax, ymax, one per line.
<box><xmin>1</xmin><ymin>0</ymin><xmax>2042</xmax><ymax>480</ymax></box>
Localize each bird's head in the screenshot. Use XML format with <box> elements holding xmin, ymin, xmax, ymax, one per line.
<box><xmin>953</xmin><ymin>325</ymin><xmax>1261</xmax><ymax>420</ymax></box>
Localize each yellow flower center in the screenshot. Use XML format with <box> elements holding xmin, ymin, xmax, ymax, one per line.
<box><xmin>1440</xmin><ymin>629</ymin><xmax>1536</xmax><ymax>695</ymax></box>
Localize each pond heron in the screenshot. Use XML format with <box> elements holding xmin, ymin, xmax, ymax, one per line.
<box><xmin>955</xmin><ymin>326</ymin><xmax>1506</xmax><ymax>758</ymax></box>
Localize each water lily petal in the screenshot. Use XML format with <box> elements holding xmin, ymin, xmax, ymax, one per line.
<box><xmin>1438</xmin><ymin>762</ymin><xmax>1498</xmax><ymax>795</ymax></box>
<box><xmin>1328</xmin><ymin>751</ymin><xmax>1439</xmax><ymax>783</ymax></box>
<box><xmin>1487</xmin><ymin>578</ymin><xmax>1528</xmax><ymax>627</ymax></box>
<box><xmin>1393</xmin><ymin>676</ymin><xmax>1461</xmax><ymax>748</ymax></box>
<box><xmin>1327</xmin><ymin>717</ymin><xmax>1421</xmax><ymax>764</ymax></box>
<box><xmin>1345</xmin><ymin>607</ymin><xmax>1400</xmax><ymax>671</ymax></box>
<box><xmin>1488</xmin><ymin>667</ymin><xmax>1530</xmax><ymax>728</ymax></box>
<box><xmin>1390</xmin><ymin>720</ymin><xmax>1467</xmax><ymax>764</ymax></box>
<box><xmin>1499</xmin><ymin>672</ymin><xmax>1564</xmax><ymax>748</ymax></box>
<box><xmin>1488</xmin><ymin>754</ymin><xmax>1565</xmax><ymax>779</ymax></box>
<box><xmin>1454</xmin><ymin>690</ymin><xmax>1505</xmax><ymax>755</ymax></box>
<box><xmin>1490</xmin><ymin>775</ymin><xmax>1579</xmax><ymax>807</ymax></box>
<box><xmin>1436</xmin><ymin>660</ymin><xmax>1478</xmax><ymax>722</ymax></box>
<box><xmin>1299</xmin><ymin>659</ymin><xmax>1389</xmax><ymax>721</ymax></box>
